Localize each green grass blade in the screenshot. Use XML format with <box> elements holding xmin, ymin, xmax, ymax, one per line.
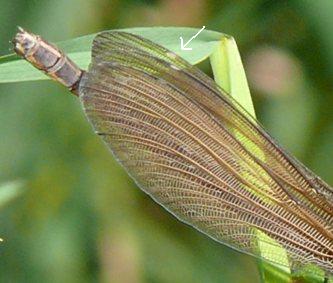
<box><xmin>210</xmin><ymin>35</ymin><xmax>256</xmax><ymax>117</ymax></box>
<box><xmin>210</xmin><ymin>35</ymin><xmax>331</xmax><ymax>283</ymax></box>
<box><xmin>0</xmin><ymin>27</ymin><xmax>222</xmax><ymax>84</ymax></box>
<box><xmin>210</xmin><ymin>35</ymin><xmax>292</xmax><ymax>283</ymax></box>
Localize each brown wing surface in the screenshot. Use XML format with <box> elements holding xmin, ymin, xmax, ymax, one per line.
<box><xmin>79</xmin><ymin>31</ymin><xmax>333</xmax><ymax>274</ymax></box>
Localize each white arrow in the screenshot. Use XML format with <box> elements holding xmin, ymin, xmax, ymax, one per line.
<box><xmin>180</xmin><ymin>26</ymin><xmax>206</xmax><ymax>51</ymax></box>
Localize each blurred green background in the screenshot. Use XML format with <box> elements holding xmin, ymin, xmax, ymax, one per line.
<box><xmin>0</xmin><ymin>1</ymin><xmax>332</xmax><ymax>282</ymax></box>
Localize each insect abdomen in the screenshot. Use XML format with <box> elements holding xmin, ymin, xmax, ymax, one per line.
<box><xmin>13</xmin><ymin>27</ymin><xmax>82</xmax><ymax>95</ymax></box>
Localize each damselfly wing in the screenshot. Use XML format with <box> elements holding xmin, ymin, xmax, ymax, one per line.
<box><xmin>13</xmin><ymin>29</ymin><xmax>333</xmax><ymax>275</ymax></box>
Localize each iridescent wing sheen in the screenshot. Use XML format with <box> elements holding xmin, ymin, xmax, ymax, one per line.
<box><xmin>79</xmin><ymin>31</ymin><xmax>333</xmax><ymax>274</ymax></box>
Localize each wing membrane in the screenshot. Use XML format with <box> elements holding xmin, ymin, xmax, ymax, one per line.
<box><xmin>79</xmin><ymin>31</ymin><xmax>333</xmax><ymax>274</ymax></box>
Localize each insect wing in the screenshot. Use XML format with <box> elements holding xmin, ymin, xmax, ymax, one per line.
<box><xmin>79</xmin><ymin>31</ymin><xmax>333</xmax><ymax>274</ymax></box>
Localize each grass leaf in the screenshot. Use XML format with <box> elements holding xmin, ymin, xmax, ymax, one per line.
<box><xmin>210</xmin><ymin>35</ymin><xmax>292</xmax><ymax>283</ymax></box>
<box><xmin>0</xmin><ymin>27</ymin><xmax>222</xmax><ymax>83</ymax></box>
<box><xmin>210</xmin><ymin>35</ymin><xmax>256</xmax><ymax>117</ymax></box>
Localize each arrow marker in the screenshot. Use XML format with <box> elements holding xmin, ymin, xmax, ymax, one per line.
<box><xmin>180</xmin><ymin>26</ymin><xmax>206</xmax><ymax>51</ymax></box>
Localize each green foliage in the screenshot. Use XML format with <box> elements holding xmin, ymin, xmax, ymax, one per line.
<box><xmin>210</xmin><ymin>34</ymin><xmax>294</xmax><ymax>283</ymax></box>
<box><xmin>0</xmin><ymin>181</ymin><xmax>25</xmax><ymax>209</ymax></box>
<box><xmin>210</xmin><ymin>35</ymin><xmax>256</xmax><ymax>117</ymax></box>
<box><xmin>1</xmin><ymin>24</ymin><xmax>331</xmax><ymax>283</ymax></box>
<box><xmin>0</xmin><ymin>27</ymin><xmax>222</xmax><ymax>83</ymax></box>
<box><xmin>0</xmin><ymin>1</ymin><xmax>332</xmax><ymax>283</ymax></box>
